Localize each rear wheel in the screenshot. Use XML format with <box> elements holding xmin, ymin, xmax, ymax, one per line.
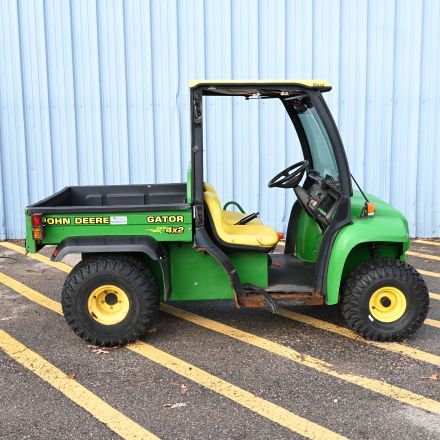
<box><xmin>342</xmin><ymin>258</ymin><xmax>429</xmax><ymax>341</ymax></box>
<box><xmin>62</xmin><ymin>256</ymin><xmax>159</xmax><ymax>346</ymax></box>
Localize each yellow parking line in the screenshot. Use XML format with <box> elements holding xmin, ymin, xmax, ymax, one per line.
<box><xmin>430</xmin><ymin>292</ymin><xmax>440</xmax><ymax>301</ymax></box>
<box><xmin>0</xmin><ymin>273</ymin><xmax>345</xmax><ymax>440</ymax></box>
<box><xmin>161</xmin><ymin>304</ymin><xmax>440</xmax><ymax>416</ymax></box>
<box><xmin>0</xmin><ymin>329</ymin><xmax>158</xmax><ymax>440</ymax></box>
<box><xmin>128</xmin><ymin>342</ymin><xmax>345</xmax><ymax>440</ymax></box>
<box><xmin>278</xmin><ymin>310</ymin><xmax>440</xmax><ymax>367</ymax></box>
<box><xmin>407</xmin><ymin>250</ymin><xmax>440</xmax><ymax>262</ymax></box>
<box><xmin>425</xmin><ymin>318</ymin><xmax>440</xmax><ymax>329</ymax></box>
<box><xmin>413</xmin><ymin>239</ymin><xmax>440</xmax><ymax>247</ymax></box>
<box><xmin>0</xmin><ymin>241</ymin><xmax>71</xmax><ymax>273</ymax></box>
<box><xmin>0</xmin><ymin>272</ymin><xmax>62</xmax><ymax>315</ymax></box>
<box><xmin>418</xmin><ymin>269</ymin><xmax>440</xmax><ymax>279</ymax></box>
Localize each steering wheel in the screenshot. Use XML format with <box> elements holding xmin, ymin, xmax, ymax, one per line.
<box><xmin>268</xmin><ymin>160</ymin><xmax>309</xmax><ymax>189</ymax></box>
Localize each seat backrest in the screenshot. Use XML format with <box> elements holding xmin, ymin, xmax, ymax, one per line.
<box><xmin>204</xmin><ymin>182</ymin><xmax>218</xmax><ymax>198</ymax></box>
<box><xmin>204</xmin><ymin>191</ymin><xmax>224</xmax><ymax>232</ymax></box>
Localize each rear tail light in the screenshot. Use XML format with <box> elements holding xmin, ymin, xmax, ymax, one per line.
<box><xmin>31</xmin><ymin>213</ymin><xmax>44</xmax><ymax>240</ymax></box>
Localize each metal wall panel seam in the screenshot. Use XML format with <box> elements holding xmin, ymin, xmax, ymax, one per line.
<box><xmin>16</xmin><ymin>0</ymin><xmax>31</xmax><ymax>207</ymax></box>
<box><xmin>175</xmin><ymin>0</ymin><xmax>184</xmax><ymax>182</ymax></box>
<box><xmin>43</xmin><ymin>0</ymin><xmax>56</xmax><ymax>193</ymax></box>
<box><xmin>256</xmin><ymin>0</ymin><xmax>262</xmax><ymax>217</ymax></box>
<box><xmin>68</xmin><ymin>0</ymin><xmax>81</xmax><ymax>186</ymax></box>
<box><xmin>0</xmin><ymin>5</ymin><xmax>7</xmax><ymax>239</ymax></box>
<box><xmin>1</xmin><ymin>0</ymin><xmax>30</xmax><ymax>238</ymax></box>
<box><xmin>361</xmin><ymin>0</ymin><xmax>371</xmax><ymax>190</ymax></box>
<box><xmin>147</xmin><ymin>0</ymin><xmax>158</xmax><ymax>184</ymax></box>
<box><xmin>229</xmin><ymin>0</ymin><xmax>235</xmax><ymax>202</ymax></box>
<box><xmin>122</xmin><ymin>0</ymin><xmax>132</xmax><ymax>184</ymax></box>
<box><xmin>414</xmin><ymin>0</ymin><xmax>425</xmax><ymax>237</ymax></box>
<box><xmin>95</xmin><ymin>0</ymin><xmax>107</xmax><ymax>184</ymax></box>
<box><xmin>0</xmin><ymin>116</ymin><xmax>6</xmax><ymax>239</ymax></box>
<box><xmin>388</xmin><ymin>0</ymin><xmax>398</xmax><ymax>205</ymax></box>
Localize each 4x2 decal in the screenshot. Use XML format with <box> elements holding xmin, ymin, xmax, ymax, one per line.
<box><xmin>145</xmin><ymin>226</ymin><xmax>184</xmax><ymax>234</ymax></box>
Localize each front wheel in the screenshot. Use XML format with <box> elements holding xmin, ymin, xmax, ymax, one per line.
<box><xmin>62</xmin><ymin>256</ymin><xmax>159</xmax><ymax>347</ymax></box>
<box><xmin>342</xmin><ymin>258</ymin><xmax>429</xmax><ymax>341</ymax></box>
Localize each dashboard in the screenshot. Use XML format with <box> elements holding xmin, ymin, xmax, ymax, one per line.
<box><xmin>294</xmin><ymin>172</ymin><xmax>341</xmax><ymax>228</ymax></box>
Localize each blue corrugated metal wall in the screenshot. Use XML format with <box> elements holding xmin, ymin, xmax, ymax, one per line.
<box><xmin>0</xmin><ymin>0</ymin><xmax>439</xmax><ymax>239</ymax></box>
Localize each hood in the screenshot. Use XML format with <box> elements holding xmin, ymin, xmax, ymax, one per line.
<box><xmin>350</xmin><ymin>190</ymin><xmax>410</xmax><ymax>247</ymax></box>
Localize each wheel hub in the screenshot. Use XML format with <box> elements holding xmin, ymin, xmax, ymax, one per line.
<box><xmin>369</xmin><ymin>286</ymin><xmax>407</xmax><ymax>323</ymax></box>
<box><xmin>87</xmin><ymin>285</ymin><xmax>130</xmax><ymax>325</ymax></box>
<box><xmin>104</xmin><ymin>292</ymin><xmax>118</xmax><ymax>306</ymax></box>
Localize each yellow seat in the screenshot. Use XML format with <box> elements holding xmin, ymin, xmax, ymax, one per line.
<box><xmin>203</xmin><ymin>186</ymin><xmax>279</xmax><ymax>249</ymax></box>
<box><xmin>204</xmin><ymin>183</ymin><xmax>262</xmax><ymax>225</ymax></box>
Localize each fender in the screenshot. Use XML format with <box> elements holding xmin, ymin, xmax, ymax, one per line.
<box><xmin>325</xmin><ymin>198</ymin><xmax>410</xmax><ymax>305</ymax></box>
<box><xmin>52</xmin><ymin>236</ymin><xmax>171</xmax><ymax>300</ymax></box>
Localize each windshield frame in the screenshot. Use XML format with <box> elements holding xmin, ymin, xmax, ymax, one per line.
<box><xmin>282</xmin><ymin>91</ymin><xmax>352</xmax><ymax>198</ymax></box>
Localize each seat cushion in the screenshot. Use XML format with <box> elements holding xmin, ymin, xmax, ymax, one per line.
<box><xmin>204</xmin><ymin>191</ymin><xmax>278</xmax><ymax>248</ymax></box>
<box><xmin>222</xmin><ymin>210</ymin><xmax>262</xmax><ymax>225</ymax></box>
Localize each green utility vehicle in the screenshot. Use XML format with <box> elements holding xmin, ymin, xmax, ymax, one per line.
<box><xmin>25</xmin><ymin>80</ymin><xmax>429</xmax><ymax>346</ymax></box>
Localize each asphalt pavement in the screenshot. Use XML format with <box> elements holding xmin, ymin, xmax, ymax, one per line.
<box><xmin>0</xmin><ymin>239</ymin><xmax>439</xmax><ymax>439</ymax></box>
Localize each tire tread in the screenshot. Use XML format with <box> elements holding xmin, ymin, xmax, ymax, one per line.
<box><xmin>342</xmin><ymin>257</ymin><xmax>429</xmax><ymax>341</ymax></box>
<box><xmin>62</xmin><ymin>255</ymin><xmax>159</xmax><ymax>347</ymax></box>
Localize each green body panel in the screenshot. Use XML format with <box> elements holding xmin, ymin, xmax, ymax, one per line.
<box><xmin>167</xmin><ymin>243</ymin><xmax>268</xmax><ymax>301</ymax></box>
<box><xmin>295</xmin><ymin>210</ymin><xmax>323</xmax><ymax>262</ymax></box>
<box><xmin>25</xmin><ymin>182</ymin><xmax>409</xmax><ymax>307</ymax></box>
<box><xmin>325</xmin><ymin>191</ymin><xmax>410</xmax><ymax>305</ymax></box>
<box><xmin>25</xmin><ymin>210</ymin><xmax>193</xmax><ymax>252</ymax></box>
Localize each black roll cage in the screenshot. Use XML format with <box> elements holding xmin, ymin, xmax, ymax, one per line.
<box><xmin>189</xmin><ymin>83</ymin><xmax>352</xmax><ymax>298</ymax></box>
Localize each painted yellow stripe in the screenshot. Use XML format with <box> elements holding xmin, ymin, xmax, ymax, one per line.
<box><xmin>0</xmin><ymin>241</ymin><xmax>71</xmax><ymax>273</ymax></box>
<box><xmin>430</xmin><ymin>292</ymin><xmax>440</xmax><ymax>301</ymax></box>
<box><xmin>418</xmin><ymin>269</ymin><xmax>440</xmax><ymax>279</ymax></box>
<box><xmin>407</xmin><ymin>250</ymin><xmax>440</xmax><ymax>262</ymax></box>
<box><xmin>278</xmin><ymin>310</ymin><xmax>440</xmax><ymax>367</ymax></box>
<box><xmin>0</xmin><ymin>274</ymin><xmax>344</xmax><ymax>439</ymax></box>
<box><xmin>425</xmin><ymin>318</ymin><xmax>440</xmax><ymax>329</ymax></box>
<box><xmin>0</xmin><ymin>272</ymin><xmax>63</xmax><ymax>314</ymax></box>
<box><xmin>128</xmin><ymin>342</ymin><xmax>345</xmax><ymax>440</ymax></box>
<box><xmin>0</xmin><ymin>329</ymin><xmax>158</xmax><ymax>440</ymax></box>
<box><xmin>161</xmin><ymin>304</ymin><xmax>440</xmax><ymax>416</ymax></box>
<box><xmin>413</xmin><ymin>239</ymin><xmax>440</xmax><ymax>247</ymax></box>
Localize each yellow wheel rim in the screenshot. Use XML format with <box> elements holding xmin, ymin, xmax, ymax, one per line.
<box><xmin>87</xmin><ymin>285</ymin><xmax>130</xmax><ymax>325</ymax></box>
<box><xmin>369</xmin><ymin>286</ymin><xmax>407</xmax><ymax>323</ymax></box>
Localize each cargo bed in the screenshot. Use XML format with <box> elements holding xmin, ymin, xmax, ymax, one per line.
<box><xmin>27</xmin><ymin>183</ymin><xmax>190</xmax><ymax>214</ymax></box>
